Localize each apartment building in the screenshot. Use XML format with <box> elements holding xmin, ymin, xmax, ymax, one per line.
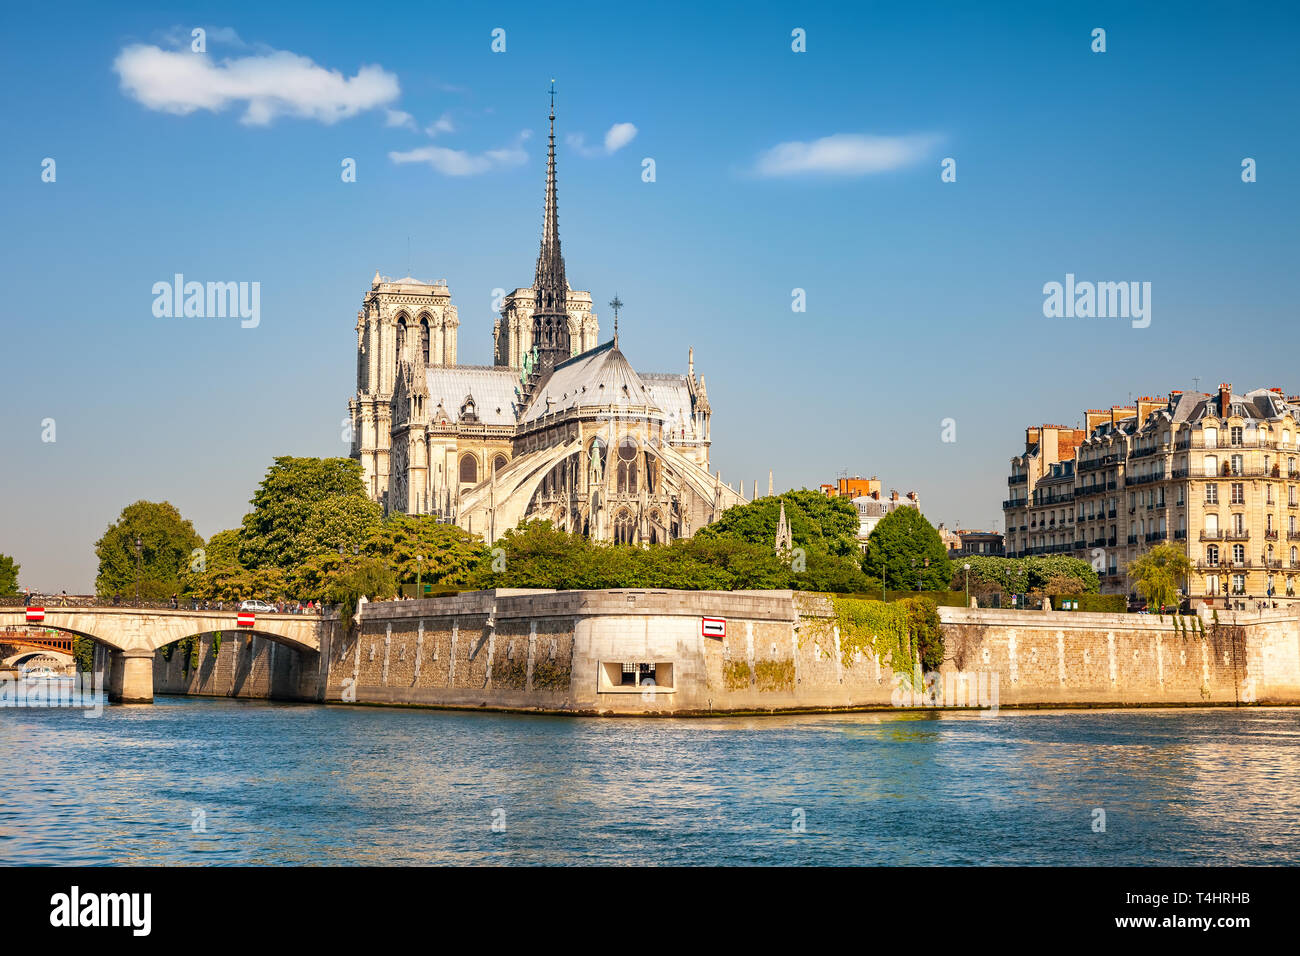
<box><xmin>1004</xmin><ymin>385</ymin><xmax>1300</xmax><ymax>606</ymax></box>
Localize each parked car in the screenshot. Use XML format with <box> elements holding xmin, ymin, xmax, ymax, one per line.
<box><xmin>1127</xmin><ymin>597</ymin><xmax>1148</xmax><ymax>614</ymax></box>
<box><xmin>238</xmin><ymin>600</ymin><xmax>278</xmax><ymax>614</ymax></box>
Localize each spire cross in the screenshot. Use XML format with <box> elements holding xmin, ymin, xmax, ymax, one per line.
<box><xmin>548</xmin><ymin>78</ymin><xmax>556</xmax><ymax>118</ymax></box>
<box><xmin>609</xmin><ymin>294</ymin><xmax>623</xmax><ymax>339</ymax></box>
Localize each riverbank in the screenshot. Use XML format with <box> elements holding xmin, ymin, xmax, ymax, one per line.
<box><xmin>150</xmin><ymin>589</ymin><xmax>1300</xmax><ymax>713</ymax></box>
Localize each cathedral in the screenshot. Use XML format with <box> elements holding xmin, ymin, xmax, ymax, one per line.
<box><xmin>348</xmin><ymin>92</ymin><xmax>745</xmax><ymax>544</ymax></box>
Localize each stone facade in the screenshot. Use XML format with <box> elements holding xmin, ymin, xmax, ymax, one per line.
<box><xmin>151</xmin><ymin>591</ymin><xmax>1300</xmax><ymax>714</ymax></box>
<box><xmin>348</xmin><ymin>94</ymin><xmax>741</xmax><ymax>541</ymax></box>
<box><xmin>1005</xmin><ymin>385</ymin><xmax>1300</xmax><ymax>606</ymax></box>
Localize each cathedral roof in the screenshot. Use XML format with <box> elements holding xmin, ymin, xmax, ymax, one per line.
<box><xmin>521</xmin><ymin>340</ymin><xmax>660</xmax><ymax>424</ymax></box>
<box><xmin>425</xmin><ymin>365</ymin><xmax>520</xmax><ymax>426</ymax></box>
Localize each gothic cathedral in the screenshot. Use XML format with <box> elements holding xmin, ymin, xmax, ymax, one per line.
<box><xmin>349</xmin><ymin>90</ymin><xmax>744</xmax><ymax>544</ymax></box>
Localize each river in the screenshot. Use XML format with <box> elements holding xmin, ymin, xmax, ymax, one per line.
<box><xmin>2</xmin><ymin>698</ymin><xmax>1298</xmax><ymax>865</ymax></box>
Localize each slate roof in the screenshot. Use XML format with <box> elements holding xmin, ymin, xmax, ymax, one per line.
<box><xmin>425</xmin><ymin>365</ymin><xmax>521</xmax><ymax>426</ymax></box>
<box><xmin>521</xmin><ymin>341</ymin><xmax>661</xmax><ymax>424</ymax></box>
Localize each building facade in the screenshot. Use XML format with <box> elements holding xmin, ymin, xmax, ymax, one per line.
<box><xmin>1004</xmin><ymin>385</ymin><xmax>1300</xmax><ymax>606</ymax></box>
<box><xmin>349</xmin><ymin>93</ymin><xmax>744</xmax><ymax>543</ymax></box>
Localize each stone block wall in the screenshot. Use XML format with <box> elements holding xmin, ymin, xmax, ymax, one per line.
<box><xmin>151</xmin><ymin>591</ymin><xmax>1300</xmax><ymax>713</ymax></box>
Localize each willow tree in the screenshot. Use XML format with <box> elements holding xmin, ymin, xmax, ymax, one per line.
<box><xmin>1127</xmin><ymin>543</ymin><xmax>1192</xmax><ymax>611</ymax></box>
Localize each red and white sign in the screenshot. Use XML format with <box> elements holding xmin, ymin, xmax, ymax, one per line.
<box><xmin>25</xmin><ymin>607</ymin><xmax>45</xmax><ymax>624</ymax></box>
<box><xmin>237</xmin><ymin>611</ymin><xmax>255</xmax><ymax>628</ymax></box>
<box><xmin>701</xmin><ymin>617</ymin><xmax>726</xmax><ymax>638</ymax></box>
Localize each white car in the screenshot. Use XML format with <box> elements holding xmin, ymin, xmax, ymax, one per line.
<box><xmin>239</xmin><ymin>600</ymin><xmax>278</xmax><ymax>613</ymax></box>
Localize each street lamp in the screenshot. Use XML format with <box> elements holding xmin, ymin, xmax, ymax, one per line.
<box><xmin>964</xmin><ymin>563</ymin><xmax>971</xmax><ymax>606</ymax></box>
<box><xmin>416</xmin><ymin>554</ymin><xmax>424</xmax><ymax>598</ymax></box>
<box><xmin>134</xmin><ymin>536</ymin><xmax>142</xmax><ymax>605</ymax></box>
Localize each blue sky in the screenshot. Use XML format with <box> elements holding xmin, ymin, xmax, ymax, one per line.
<box><xmin>2</xmin><ymin>1</ymin><xmax>1297</xmax><ymax>591</ymax></box>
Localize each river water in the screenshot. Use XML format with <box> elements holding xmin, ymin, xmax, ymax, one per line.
<box><xmin>2</xmin><ymin>698</ymin><xmax>1297</xmax><ymax>865</ymax></box>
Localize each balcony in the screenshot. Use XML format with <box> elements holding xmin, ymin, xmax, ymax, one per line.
<box><xmin>1002</xmin><ymin>499</ymin><xmax>1026</xmax><ymax>510</ymax></box>
<box><xmin>1224</xmin><ymin>531</ymin><xmax>1251</xmax><ymax>541</ymax></box>
<box><xmin>1173</xmin><ymin>530</ymin><xmax>1187</xmax><ymax>540</ymax></box>
<box><xmin>1145</xmin><ymin>532</ymin><xmax>1167</xmax><ymax>543</ymax></box>
<box><xmin>1125</xmin><ymin>473</ymin><xmax>1165</xmax><ymax>486</ymax></box>
<box><xmin>1127</xmin><ymin>535</ymin><xmax>1138</xmax><ymax>545</ymax></box>
<box><xmin>1265</xmin><ymin>530</ymin><xmax>1279</xmax><ymax>541</ymax></box>
<box><xmin>1008</xmin><ymin>474</ymin><xmax>1028</xmax><ymax>485</ymax></box>
<box><xmin>1108</xmin><ymin>509</ymin><xmax>1117</xmax><ymax>519</ymax></box>
<box><xmin>1107</xmin><ymin>537</ymin><xmax>1117</xmax><ymax>547</ymax></box>
<box><xmin>1200</xmin><ymin>530</ymin><xmax>1224</xmax><ymax>541</ymax></box>
<box><xmin>1106</xmin><ymin>481</ymin><xmax>1118</xmax><ymax>491</ymax></box>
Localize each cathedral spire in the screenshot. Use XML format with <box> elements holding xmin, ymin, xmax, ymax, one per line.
<box><xmin>530</xmin><ymin>78</ymin><xmax>570</xmax><ymax>378</ymax></box>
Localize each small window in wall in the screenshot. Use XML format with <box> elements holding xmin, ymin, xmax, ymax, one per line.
<box><xmin>600</xmin><ymin>661</ymin><xmax>673</xmax><ymax>692</ymax></box>
<box><xmin>620</xmin><ymin>661</ymin><xmax>655</xmax><ymax>686</ymax></box>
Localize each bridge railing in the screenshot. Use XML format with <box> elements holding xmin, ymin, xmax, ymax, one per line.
<box><xmin>0</xmin><ymin>596</ymin><xmax>329</xmax><ymax>616</ymax></box>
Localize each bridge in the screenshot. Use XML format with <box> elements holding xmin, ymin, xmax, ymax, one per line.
<box><xmin>0</xmin><ymin>606</ymin><xmax>326</xmax><ymax>703</ymax></box>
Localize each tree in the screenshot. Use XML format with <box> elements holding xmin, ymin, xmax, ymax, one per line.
<box><xmin>239</xmin><ymin>457</ymin><xmax>376</xmax><ymax>569</ymax></box>
<box><xmin>325</xmin><ymin>557</ymin><xmax>398</xmax><ymax>625</ymax></box>
<box><xmin>1127</xmin><ymin>543</ymin><xmax>1192</xmax><ymax>611</ymax></box>
<box><xmin>363</xmin><ymin>514</ymin><xmax>486</xmax><ymax>590</ymax></box>
<box><xmin>94</xmin><ymin>501</ymin><xmax>203</xmax><ymax>600</ymax></box>
<box><xmin>695</xmin><ymin>490</ymin><xmax>860</xmax><ymax>557</ymax></box>
<box><xmin>0</xmin><ymin>553</ymin><xmax>19</xmax><ymax>597</ymax></box>
<box><xmin>862</xmin><ymin>507</ymin><xmax>952</xmax><ymax>591</ymax></box>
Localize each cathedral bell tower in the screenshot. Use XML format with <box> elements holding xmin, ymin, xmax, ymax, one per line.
<box><xmin>528</xmin><ymin>80</ymin><xmax>571</xmax><ymax>383</ymax></box>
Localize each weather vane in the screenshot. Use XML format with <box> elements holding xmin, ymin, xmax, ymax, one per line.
<box><xmin>609</xmin><ymin>294</ymin><xmax>623</xmax><ymax>339</ymax></box>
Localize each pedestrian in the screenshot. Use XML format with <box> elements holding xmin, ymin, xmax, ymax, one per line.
<box><xmin>23</xmin><ymin>587</ymin><xmax>31</xmax><ymax>607</ymax></box>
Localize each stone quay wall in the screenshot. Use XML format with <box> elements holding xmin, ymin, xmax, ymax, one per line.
<box><xmin>152</xmin><ymin>590</ymin><xmax>1300</xmax><ymax>713</ymax></box>
<box><xmin>153</xmin><ymin>631</ymin><xmax>324</xmax><ymax>702</ymax></box>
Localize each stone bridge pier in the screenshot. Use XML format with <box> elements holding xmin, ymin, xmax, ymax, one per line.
<box><xmin>107</xmin><ymin>648</ymin><xmax>157</xmax><ymax>704</ymax></box>
<box><xmin>0</xmin><ymin>606</ymin><xmax>327</xmax><ymax>704</ymax></box>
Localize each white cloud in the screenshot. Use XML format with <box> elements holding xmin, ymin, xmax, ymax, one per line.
<box><xmin>389</xmin><ymin>133</ymin><xmax>528</xmax><ymax>176</ymax></box>
<box><xmin>425</xmin><ymin>112</ymin><xmax>455</xmax><ymax>137</ymax></box>
<box><xmin>113</xmin><ymin>43</ymin><xmax>400</xmax><ymax>125</ymax></box>
<box><xmin>386</xmin><ymin>109</ymin><xmax>416</xmax><ymax>130</ymax></box>
<box><xmin>752</xmin><ymin>133</ymin><xmax>940</xmax><ymax>177</ymax></box>
<box><xmin>603</xmin><ymin>122</ymin><xmax>638</xmax><ymax>153</ymax></box>
<box><xmin>566</xmin><ymin>122</ymin><xmax>638</xmax><ymax>158</ymax></box>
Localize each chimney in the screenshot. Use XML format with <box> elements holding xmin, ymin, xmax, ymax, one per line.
<box><xmin>890</xmin><ymin>490</ymin><xmax>899</xmax><ymax>502</ymax></box>
<box><xmin>906</xmin><ymin>491</ymin><xmax>917</xmax><ymax>501</ymax></box>
<box><xmin>1219</xmin><ymin>383</ymin><xmax>1232</xmax><ymax>417</ymax></box>
<box><xmin>1168</xmin><ymin>390</ymin><xmax>1183</xmax><ymax>411</ymax></box>
<box><xmin>1136</xmin><ymin>396</ymin><xmax>1162</xmax><ymax>425</ymax></box>
<box><xmin>871</xmin><ymin>491</ymin><xmax>879</xmax><ymax>500</ymax></box>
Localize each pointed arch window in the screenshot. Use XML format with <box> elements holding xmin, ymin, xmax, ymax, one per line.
<box><xmin>459</xmin><ymin>455</ymin><xmax>478</xmax><ymax>484</ymax></box>
<box><xmin>396</xmin><ymin>315</ymin><xmax>408</xmax><ymax>361</ymax></box>
<box><xmin>420</xmin><ymin>316</ymin><xmax>431</xmax><ymax>364</ymax></box>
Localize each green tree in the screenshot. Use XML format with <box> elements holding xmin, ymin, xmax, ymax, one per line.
<box><xmin>695</xmin><ymin>490</ymin><xmax>860</xmax><ymax>557</ymax></box>
<box><xmin>364</xmin><ymin>514</ymin><xmax>486</xmax><ymax>590</ymax></box>
<box><xmin>94</xmin><ymin>501</ymin><xmax>203</xmax><ymax>600</ymax></box>
<box><xmin>326</xmin><ymin>557</ymin><xmax>398</xmax><ymax>625</ymax></box>
<box><xmin>1127</xmin><ymin>543</ymin><xmax>1192</xmax><ymax>611</ymax></box>
<box><xmin>239</xmin><ymin>457</ymin><xmax>375</xmax><ymax>569</ymax></box>
<box><xmin>0</xmin><ymin>553</ymin><xmax>19</xmax><ymax>597</ymax></box>
<box><xmin>862</xmin><ymin>507</ymin><xmax>952</xmax><ymax>591</ymax></box>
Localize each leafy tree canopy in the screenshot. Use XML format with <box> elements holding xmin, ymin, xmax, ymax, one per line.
<box><xmin>949</xmin><ymin>555</ymin><xmax>1099</xmax><ymax>595</ymax></box>
<box><xmin>0</xmin><ymin>553</ymin><xmax>19</xmax><ymax>597</ymax></box>
<box><xmin>239</xmin><ymin>457</ymin><xmax>375</xmax><ymax>569</ymax></box>
<box><xmin>1127</xmin><ymin>543</ymin><xmax>1192</xmax><ymax>610</ymax></box>
<box><xmin>862</xmin><ymin>507</ymin><xmax>953</xmax><ymax>591</ymax></box>
<box><xmin>94</xmin><ymin>501</ymin><xmax>204</xmax><ymax>600</ymax></box>
<box><xmin>695</xmin><ymin>490</ymin><xmax>860</xmax><ymax>557</ymax></box>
